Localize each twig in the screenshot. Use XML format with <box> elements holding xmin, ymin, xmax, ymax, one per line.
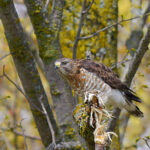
<box><xmin>82</xmin><ymin>0</ymin><xmax>94</xmax><ymax>14</ymax></box>
<box><xmin>19</xmin><ymin>119</ymin><xmax>28</xmax><ymax>150</ymax></box>
<box><xmin>1</xmin><ymin>66</ymin><xmax>57</xmax><ymax>146</ymax></box>
<box><xmin>46</xmin><ymin>141</ymin><xmax>81</xmax><ymax>150</ymax></box>
<box><xmin>1</xmin><ymin>131</ymin><xmax>14</xmax><ymax>150</ymax></box>
<box><xmin>0</xmin><ymin>127</ymin><xmax>41</xmax><ymax>140</ymax></box>
<box><xmin>79</xmin><ymin>12</ymin><xmax>150</xmax><ymax>40</ymax></box>
<box><xmin>111</xmin><ymin>53</ymin><xmax>130</xmax><ymax>69</ymax></box>
<box><xmin>0</xmin><ymin>65</ymin><xmax>43</xmax><ymax>113</ymax></box>
<box><xmin>120</xmin><ymin>114</ymin><xmax>130</xmax><ymax>147</ymax></box>
<box><xmin>39</xmin><ymin>96</ymin><xmax>56</xmax><ymax>149</ymax></box>
<box><xmin>142</xmin><ymin>1</ymin><xmax>150</xmax><ymax>26</ymax></box>
<box><xmin>106</xmin><ymin>108</ymin><xmax>121</xmax><ymax>132</ymax></box>
<box><xmin>44</xmin><ymin>0</ymin><xmax>50</xmax><ymax>11</ymax></box>
<box><xmin>0</xmin><ymin>53</ymin><xmax>11</xmax><ymax>61</ymax></box>
<box><xmin>72</xmin><ymin>0</ymin><xmax>87</xmax><ymax>59</ymax></box>
<box><xmin>143</xmin><ymin>138</ymin><xmax>150</xmax><ymax>149</ymax></box>
<box><xmin>1</xmin><ymin>66</ymin><xmax>26</xmax><ymax>99</ymax></box>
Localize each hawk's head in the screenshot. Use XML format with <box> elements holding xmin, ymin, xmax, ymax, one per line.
<box><xmin>55</xmin><ymin>58</ymin><xmax>75</xmax><ymax>76</ymax></box>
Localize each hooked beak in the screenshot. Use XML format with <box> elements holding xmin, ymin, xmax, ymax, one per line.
<box><xmin>55</xmin><ymin>62</ymin><xmax>61</xmax><ymax>69</ymax></box>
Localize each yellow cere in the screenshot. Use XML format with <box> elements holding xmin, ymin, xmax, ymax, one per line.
<box><xmin>55</xmin><ymin>62</ymin><xmax>61</xmax><ymax>68</ymax></box>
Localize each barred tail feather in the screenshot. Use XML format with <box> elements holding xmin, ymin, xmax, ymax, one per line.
<box><xmin>124</xmin><ymin>90</ymin><xmax>142</xmax><ymax>103</ymax></box>
<box><xmin>126</xmin><ymin>104</ymin><xmax>144</xmax><ymax>117</ymax></box>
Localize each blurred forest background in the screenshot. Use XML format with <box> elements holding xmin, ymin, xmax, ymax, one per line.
<box><xmin>0</xmin><ymin>0</ymin><xmax>150</xmax><ymax>150</ymax></box>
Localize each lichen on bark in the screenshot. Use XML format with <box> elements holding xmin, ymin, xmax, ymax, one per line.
<box><xmin>0</xmin><ymin>0</ymin><xmax>58</xmax><ymax>147</ymax></box>
<box><xmin>73</xmin><ymin>103</ymin><xmax>94</xmax><ymax>150</ymax></box>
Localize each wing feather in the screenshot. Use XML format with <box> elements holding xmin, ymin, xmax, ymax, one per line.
<box><xmin>78</xmin><ymin>59</ymin><xmax>142</xmax><ymax>103</ymax></box>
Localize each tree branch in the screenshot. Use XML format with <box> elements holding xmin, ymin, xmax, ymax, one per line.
<box><xmin>143</xmin><ymin>137</ymin><xmax>150</xmax><ymax>149</ymax></box>
<box><xmin>106</xmin><ymin>108</ymin><xmax>121</xmax><ymax>133</ymax></box>
<box><xmin>142</xmin><ymin>1</ymin><xmax>150</xmax><ymax>26</ymax></box>
<box><xmin>44</xmin><ymin>0</ymin><xmax>51</xmax><ymax>11</ymax></box>
<box><xmin>0</xmin><ymin>127</ymin><xmax>41</xmax><ymax>141</ymax></box>
<box><xmin>125</xmin><ymin>25</ymin><xmax>150</xmax><ymax>85</ymax></box>
<box><xmin>106</xmin><ymin>25</ymin><xmax>150</xmax><ymax>147</ymax></box>
<box><xmin>120</xmin><ymin>3</ymin><xmax>150</xmax><ymax>146</ymax></box>
<box><xmin>19</xmin><ymin>119</ymin><xmax>28</xmax><ymax>150</ymax></box>
<box><xmin>0</xmin><ymin>53</ymin><xmax>11</xmax><ymax>61</ymax></box>
<box><xmin>39</xmin><ymin>96</ymin><xmax>56</xmax><ymax>148</ymax></box>
<box><xmin>110</xmin><ymin>53</ymin><xmax>131</xmax><ymax>70</ymax></box>
<box><xmin>72</xmin><ymin>0</ymin><xmax>87</xmax><ymax>59</ymax></box>
<box><xmin>82</xmin><ymin>0</ymin><xmax>94</xmax><ymax>14</ymax></box>
<box><xmin>0</xmin><ymin>65</ymin><xmax>43</xmax><ymax>113</ymax></box>
<box><xmin>79</xmin><ymin>12</ymin><xmax>150</xmax><ymax>40</ymax></box>
<box><xmin>1</xmin><ymin>65</ymin><xmax>57</xmax><ymax>148</ymax></box>
<box><xmin>46</xmin><ymin>141</ymin><xmax>81</xmax><ymax>150</ymax></box>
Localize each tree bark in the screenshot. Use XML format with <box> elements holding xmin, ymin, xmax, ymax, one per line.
<box><xmin>0</xmin><ymin>0</ymin><xmax>58</xmax><ymax>147</ymax></box>
<box><xmin>107</xmin><ymin>25</ymin><xmax>150</xmax><ymax>149</ymax></box>
<box><xmin>98</xmin><ymin>1</ymin><xmax>119</xmax><ymax>149</ymax></box>
<box><xmin>120</xmin><ymin>1</ymin><xmax>150</xmax><ymax>147</ymax></box>
<box><xmin>24</xmin><ymin>0</ymin><xmax>78</xmax><ymax>142</ymax></box>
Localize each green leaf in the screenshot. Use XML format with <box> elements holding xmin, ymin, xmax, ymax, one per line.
<box><xmin>0</xmin><ymin>96</ymin><xmax>11</xmax><ymax>101</ymax></box>
<box><xmin>136</xmin><ymin>137</ymin><xmax>141</xmax><ymax>142</ymax></box>
<box><xmin>121</xmin><ymin>63</ymin><xmax>125</xmax><ymax>67</ymax></box>
<box><xmin>131</xmin><ymin>48</ymin><xmax>136</xmax><ymax>51</ymax></box>
<box><xmin>146</xmin><ymin>62</ymin><xmax>150</xmax><ymax>67</ymax></box>
<box><xmin>142</xmin><ymin>85</ymin><xmax>148</xmax><ymax>88</ymax></box>
<box><xmin>138</xmin><ymin>72</ymin><xmax>144</xmax><ymax>77</ymax></box>
<box><xmin>145</xmin><ymin>136</ymin><xmax>150</xmax><ymax>139</ymax></box>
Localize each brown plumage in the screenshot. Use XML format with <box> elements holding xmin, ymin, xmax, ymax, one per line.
<box><xmin>55</xmin><ymin>58</ymin><xmax>143</xmax><ymax>117</ymax></box>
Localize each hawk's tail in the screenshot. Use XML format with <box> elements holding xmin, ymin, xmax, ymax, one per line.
<box><xmin>125</xmin><ymin>103</ymin><xmax>144</xmax><ymax>117</ymax></box>
<box><xmin>123</xmin><ymin>89</ymin><xmax>143</xmax><ymax>117</ymax></box>
<box><xmin>124</xmin><ymin>89</ymin><xmax>142</xmax><ymax>103</ymax></box>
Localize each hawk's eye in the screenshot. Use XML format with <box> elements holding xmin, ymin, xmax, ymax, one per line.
<box><xmin>61</xmin><ymin>61</ymin><xmax>68</xmax><ymax>65</ymax></box>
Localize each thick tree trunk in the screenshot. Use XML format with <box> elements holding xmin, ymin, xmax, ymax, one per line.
<box><xmin>24</xmin><ymin>0</ymin><xmax>78</xmax><ymax>143</ymax></box>
<box><xmin>0</xmin><ymin>0</ymin><xmax>58</xmax><ymax>147</ymax></box>
<box><xmin>99</xmin><ymin>1</ymin><xmax>119</xmax><ymax>149</ymax></box>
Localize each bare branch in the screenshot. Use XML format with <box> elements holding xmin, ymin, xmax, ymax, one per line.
<box><xmin>95</xmin><ymin>144</ymin><xmax>105</xmax><ymax>150</ymax></box>
<box><xmin>19</xmin><ymin>119</ymin><xmax>28</xmax><ymax>150</ymax></box>
<box><xmin>82</xmin><ymin>0</ymin><xmax>94</xmax><ymax>14</ymax></box>
<box><xmin>106</xmin><ymin>108</ymin><xmax>121</xmax><ymax>132</ymax></box>
<box><xmin>120</xmin><ymin>114</ymin><xmax>130</xmax><ymax>147</ymax></box>
<box><xmin>142</xmin><ymin>1</ymin><xmax>150</xmax><ymax>26</ymax></box>
<box><xmin>125</xmin><ymin>25</ymin><xmax>150</xmax><ymax>85</ymax></box>
<box><xmin>39</xmin><ymin>96</ymin><xmax>56</xmax><ymax>148</ymax></box>
<box><xmin>1</xmin><ymin>131</ymin><xmax>14</xmax><ymax>149</ymax></box>
<box><xmin>0</xmin><ymin>53</ymin><xmax>11</xmax><ymax>61</ymax></box>
<box><xmin>0</xmin><ymin>65</ymin><xmax>43</xmax><ymax>113</ymax></box>
<box><xmin>1</xmin><ymin>66</ymin><xmax>58</xmax><ymax>147</ymax></box>
<box><xmin>0</xmin><ymin>127</ymin><xmax>41</xmax><ymax>140</ymax></box>
<box><xmin>143</xmin><ymin>138</ymin><xmax>150</xmax><ymax>149</ymax></box>
<box><xmin>72</xmin><ymin>0</ymin><xmax>87</xmax><ymax>59</ymax></box>
<box><xmin>79</xmin><ymin>12</ymin><xmax>150</xmax><ymax>40</ymax></box>
<box><xmin>111</xmin><ymin>53</ymin><xmax>131</xmax><ymax>70</ymax></box>
<box><xmin>44</xmin><ymin>0</ymin><xmax>51</xmax><ymax>11</ymax></box>
<box><xmin>46</xmin><ymin>141</ymin><xmax>81</xmax><ymax>150</ymax></box>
